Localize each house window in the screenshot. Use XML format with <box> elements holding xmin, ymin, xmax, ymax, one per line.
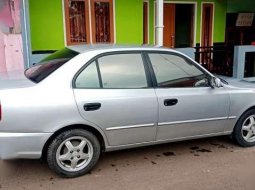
<box><xmin>64</xmin><ymin>0</ymin><xmax>90</xmax><ymax>45</ymax></box>
<box><xmin>64</xmin><ymin>0</ymin><xmax>114</xmax><ymax>45</ymax></box>
<box><xmin>91</xmin><ymin>0</ymin><xmax>114</xmax><ymax>43</ymax></box>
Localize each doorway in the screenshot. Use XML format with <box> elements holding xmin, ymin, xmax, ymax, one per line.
<box><xmin>163</xmin><ymin>3</ymin><xmax>195</xmax><ymax>48</ymax></box>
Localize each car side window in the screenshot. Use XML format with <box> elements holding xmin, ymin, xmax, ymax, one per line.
<box><xmin>148</xmin><ymin>53</ymin><xmax>209</xmax><ymax>88</ymax></box>
<box><xmin>97</xmin><ymin>53</ymin><xmax>148</xmax><ymax>89</ymax></box>
<box><xmin>75</xmin><ymin>53</ymin><xmax>148</xmax><ymax>89</ymax></box>
<box><xmin>75</xmin><ymin>61</ymin><xmax>100</xmax><ymax>88</ymax></box>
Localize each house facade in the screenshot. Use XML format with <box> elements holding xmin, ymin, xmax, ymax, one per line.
<box><xmin>20</xmin><ymin>0</ymin><xmax>255</xmax><ymax>78</ymax></box>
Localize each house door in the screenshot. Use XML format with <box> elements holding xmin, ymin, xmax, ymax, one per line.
<box><xmin>201</xmin><ymin>3</ymin><xmax>213</xmax><ymax>48</ymax></box>
<box><xmin>201</xmin><ymin>3</ymin><xmax>214</xmax><ymax>70</ymax></box>
<box><xmin>163</xmin><ymin>4</ymin><xmax>175</xmax><ymax>48</ymax></box>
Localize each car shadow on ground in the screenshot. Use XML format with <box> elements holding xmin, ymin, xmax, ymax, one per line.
<box><xmin>0</xmin><ymin>136</ymin><xmax>238</xmax><ymax>177</ymax></box>
<box><xmin>0</xmin><ymin>135</ymin><xmax>239</xmax><ymax>180</ymax></box>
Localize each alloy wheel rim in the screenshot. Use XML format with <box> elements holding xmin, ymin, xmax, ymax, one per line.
<box><xmin>56</xmin><ymin>136</ymin><xmax>93</xmax><ymax>172</ymax></box>
<box><xmin>241</xmin><ymin>115</ymin><xmax>255</xmax><ymax>143</ymax></box>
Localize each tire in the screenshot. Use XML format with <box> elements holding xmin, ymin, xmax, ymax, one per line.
<box><xmin>47</xmin><ymin>129</ymin><xmax>101</xmax><ymax>178</ymax></box>
<box><xmin>233</xmin><ymin>109</ymin><xmax>255</xmax><ymax>147</ymax></box>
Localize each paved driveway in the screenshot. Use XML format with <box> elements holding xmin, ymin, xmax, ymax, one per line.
<box><xmin>0</xmin><ymin>136</ymin><xmax>254</xmax><ymax>190</ymax></box>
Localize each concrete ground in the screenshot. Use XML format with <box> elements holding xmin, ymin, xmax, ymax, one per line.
<box><xmin>0</xmin><ymin>136</ymin><xmax>255</xmax><ymax>190</ymax></box>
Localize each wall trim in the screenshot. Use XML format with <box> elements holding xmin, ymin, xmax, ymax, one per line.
<box><xmin>153</xmin><ymin>0</ymin><xmax>155</xmax><ymax>45</ymax></box>
<box><xmin>113</xmin><ymin>0</ymin><xmax>116</xmax><ymax>43</ymax></box>
<box><xmin>62</xmin><ymin>0</ymin><xmax>67</xmax><ymax>46</ymax></box>
<box><xmin>21</xmin><ymin>0</ymin><xmax>32</xmax><ymax>68</ymax></box>
<box><xmin>144</xmin><ymin>0</ymin><xmax>150</xmax><ymax>44</ymax></box>
<box><xmin>32</xmin><ymin>50</ymin><xmax>57</xmax><ymax>54</ymax></box>
<box><xmin>88</xmin><ymin>0</ymin><xmax>93</xmax><ymax>43</ymax></box>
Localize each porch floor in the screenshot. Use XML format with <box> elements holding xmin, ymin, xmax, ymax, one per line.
<box><xmin>219</xmin><ymin>75</ymin><xmax>255</xmax><ymax>88</ymax></box>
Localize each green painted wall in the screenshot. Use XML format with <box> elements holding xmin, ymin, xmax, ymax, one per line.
<box><xmin>213</xmin><ymin>0</ymin><xmax>228</xmax><ymax>42</ymax></box>
<box><xmin>149</xmin><ymin>0</ymin><xmax>155</xmax><ymax>45</ymax></box>
<box><xmin>227</xmin><ymin>0</ymin><xmax>255</xmax><ymax>13</ymax></box>
<box><xmin>115</xmin><ymin>0</ymin><xmax>156</xmax><ymax>45</ymax></box>
<box><xmin>115</xmin><ymin>0</ymin><xmax>143</xmax><ymax>44</ymax></box>
<box><xmin>29</xmin><ymin>0</ymin><xmax>65</xmax><ymax>51</ymax></box>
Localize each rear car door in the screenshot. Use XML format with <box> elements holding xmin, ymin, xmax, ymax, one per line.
<box><xmin>73</xmin><ymin>52</ymin><xmax>158</xmax><ymax>146</ymax></box>
<box><xmin>146</xmin><ymin>52</ymin><xmax>230</xmax><ymax>141</ymax></box>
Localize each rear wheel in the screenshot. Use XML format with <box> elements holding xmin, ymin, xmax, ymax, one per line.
<box><xmin>233</xmin><ymin>109</ymin><xmax>255</xmax><ymax>147</ymax></box>
<box><xmin>47</xmin><ymin>129</ymin><xmax>101</xmax><ymax>178</ymax></box>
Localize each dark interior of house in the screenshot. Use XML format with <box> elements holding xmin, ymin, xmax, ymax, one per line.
<box><xmin>175</xmin><ymin>4</ymin><xmax>194</xmax><ymax>48</ymax></box>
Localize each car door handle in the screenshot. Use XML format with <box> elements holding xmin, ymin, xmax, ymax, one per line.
<box><xmin>164</xmin><ymin>99</ymin><xmax>178</xmax><ymax>106</ymax></box>
<box><xmin>84</xmin><ymin>103</ymin><xmax>101</xmax><ymax>111</ymax></box>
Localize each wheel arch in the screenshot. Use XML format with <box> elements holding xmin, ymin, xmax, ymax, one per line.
<box><xmin>234</xmin><ymin>105</ymin><xmax>255</xmax><ymax>129</ymax></box>
<box><xmin>41</xmin><ymin>124</ymin><xmax>107</xmax><ymax>160</ymax></box>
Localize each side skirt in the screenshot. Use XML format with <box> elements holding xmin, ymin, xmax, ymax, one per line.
<box><xmin>105</xmin><ymin>131</ymin><xmax>232</xmax><ymax>152</ymax></box>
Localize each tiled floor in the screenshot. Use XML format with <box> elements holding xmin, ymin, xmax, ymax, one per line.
<box><xmin>4</xmin><ymin>34</ymin><xmax>24</xmax><ymax>71</ymax></box>
<box><xmin>0</xmin><ymin>32</ymin><xmax>24</xmax><ymax>75</ymax></box>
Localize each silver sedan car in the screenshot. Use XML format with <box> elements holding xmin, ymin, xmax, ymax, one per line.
<box><xmin>1</xmin><ymin>46</ymin><xmax>255</xmax><ymax>177</ymax></box>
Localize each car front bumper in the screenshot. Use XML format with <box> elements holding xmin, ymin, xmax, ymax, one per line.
<box><xmin>0</xmin><ymin>132</ymin><xmax>53</xmax><ymax>159</ymax></box>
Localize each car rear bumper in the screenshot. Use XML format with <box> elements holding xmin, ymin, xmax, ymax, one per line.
<box><xmin>0</xmin><ymin>132</ymin><xmax>53</xmax><ymax>159</ymax></box>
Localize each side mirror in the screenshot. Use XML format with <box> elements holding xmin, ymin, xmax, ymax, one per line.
<box><xmin>210</xmin><ymin>77</ymin><xmax>222</xmax><ymax>88</ymax></box>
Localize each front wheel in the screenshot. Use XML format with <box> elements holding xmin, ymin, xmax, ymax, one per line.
<box><xmin>47</xmin><ymin>129</ymin><xmax>101</xmax><ymax>178</ymax></box>
<box><xmin>233</xmin><ymin>109</ymin><xmax>255</xmax><ymax>147</ymax></box>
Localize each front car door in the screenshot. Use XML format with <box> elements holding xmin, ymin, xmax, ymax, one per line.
<box><xmin>73</xmin><ymin>52</ymin><xmax>158</xmax><ymax>146</ymax></box>
<box><xmin>146</xmin><ymin>52</ymin><xmax>230</xmax><ymax>141</ymax></box>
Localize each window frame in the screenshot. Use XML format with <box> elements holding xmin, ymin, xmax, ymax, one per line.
<box><xmin>73</xmin><ymin>51</ymin><xmax>154</xmax><ymax>89</ymax></box>
<box><xmin>64</xmin><ymin>0</ymin><xmax>91</xmax><ymax>45</ymax></box>
<box><xmin>143</xmin><ymin>51</ymin><xmax>212</xmax><ymax>88</ymax></box>
<box><xmin>91</xmin><ymin>0</ymin><xmax>114</xmax><ymax>43</ymax></box>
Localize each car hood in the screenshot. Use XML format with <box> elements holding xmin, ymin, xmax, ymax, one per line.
<box><xmin>0</xmin><ymin>70</ymin><xmax>35</xmax><ymax>90</ymax></box>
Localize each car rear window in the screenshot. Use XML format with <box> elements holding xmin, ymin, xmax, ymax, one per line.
<box><xmin>25</xmin><ymin>48</ymin><xmax>79</xmax><ymax>83</ymax></box>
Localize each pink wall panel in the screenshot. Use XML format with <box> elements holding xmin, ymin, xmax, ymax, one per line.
<box><xmin>0</xmin><ymin>32</ymin><xmax>7</xmax><ymax>74</ymax></box>
<box><xmin>0</xmin><ymin>0</ymin><xmax>24</xmax><ymax>76</ymax></box>
<box><xmin>4</xmin><ymin>33</ymin><xmax>24</xmax><ymax>71</ymax></box>
<box><xmin>0</xmin><ymin>1</ymin><xmax>14</xmax><ymax>28</ymax></box>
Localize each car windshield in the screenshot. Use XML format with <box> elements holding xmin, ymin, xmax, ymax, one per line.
<box><xmin>25</xmin><ymin>48</ymin><xmax>79</xmax><ymax>83</ymax></box>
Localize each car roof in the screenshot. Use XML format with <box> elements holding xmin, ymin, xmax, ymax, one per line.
<box><xmin>67</xmin><ymin>44</ymin><xmax>180</xmax><ymax>54</ymax></box>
